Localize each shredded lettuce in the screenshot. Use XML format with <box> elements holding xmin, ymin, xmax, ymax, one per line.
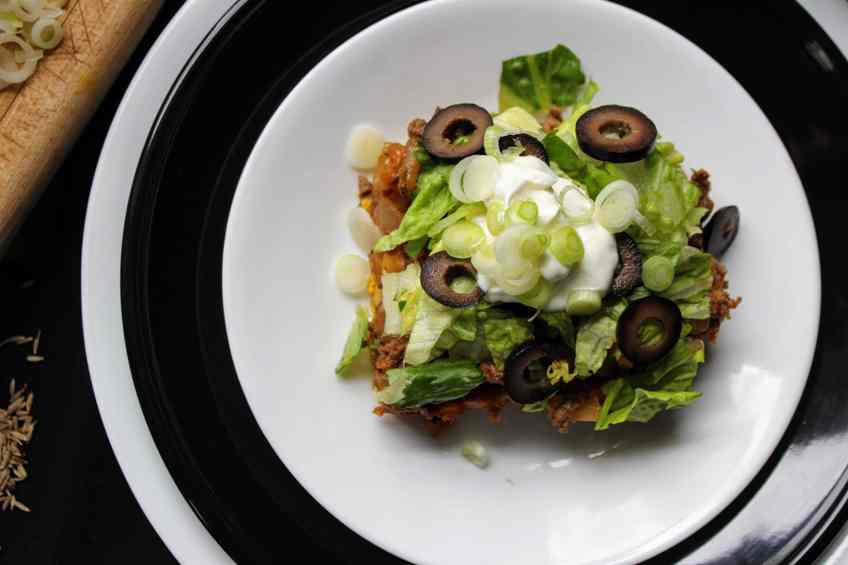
<box><xmin>595</xmin><ymin>338</ymin><xmax>705</xmax><ymax>429</ymax></box>
<box><xmin>335</xmin><ymin>305</ymin><xmax>369</xmax><ymax>375</ymax></box>
<box><xmin>427</xmin><ymin>203</ymin><xmax>486</xmax><ymax>238</ymax></box>
<box><xmin>499</xmin><ymin>44</ymin><xmax>586</xmax><ymax>115</ymax></box>
<box><xmin>404</xmin><ymin>294</ymin><xmax>462</xmax><ymax>366</ymax></box>
<box><xmin>480</xmin><ymin>310</ymin><xmax>534</xmax><ymax>369</ymax></box>
<box><xmin>382</xmin><ymin>264</ymin><xmax>421</xmax><ymax>336</ymax></box>
<box><xmin>376</xmin><ymin>359</ymin><xmax>485</xmax><ymax>409</ymax></box>
<box><xmin>613</xmin><ymin>149</ymin><xmax>705</xmax><ymax>242</ymax></box>
<box><xmin>659</xmin><ymin>246</ymin><xmax>713</xmax><ymax>319</ymax></box>
<box><xmin>574</xmin><ymin>298</ymin><xmax>628</xmax><ymax>377</ymax></box>
<box><xmin>539</xmin><ymin>311</ymin><xmax>576</xmax><ymax>348</ymax></box>
<box><xmin>544</xmin><ymin>132</ymin><xmax>622</xmax><ymax>198</ymax></box>
<box><xmin>374</xmin><ymin>165</ymin><xmax>458</xmax><ymax>252</ymax></box>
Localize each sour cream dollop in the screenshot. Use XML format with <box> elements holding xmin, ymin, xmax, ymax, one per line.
<box><xmin>469</xmin><ymin>155</ymin><xmax>620</xmax><ymax>311</ymax></box>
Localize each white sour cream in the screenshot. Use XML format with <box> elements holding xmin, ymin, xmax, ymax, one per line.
<box><xmin>468</xmin><ymin>156</ymin><xmax>619</xmax><ymax>310</ymax></box>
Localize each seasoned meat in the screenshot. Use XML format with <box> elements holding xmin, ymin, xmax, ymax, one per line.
<box><xmin>546</xmin><ymin>386</ymin><xmax>603</xmax><ymax>433</ymax></box>
<box><xmin>374</xmin><ymin>384</ymin><xmax>510</xmax><ymax>435</ymax></box>
<box><xmin>480</xmin><ymin>361</ymin><xmax>504</xmax><ymax>385</ymax></box>
<box><xmin>370</xmin><ymin>335</ymin><xmax>408</xmax><ymax>390</ymax></box>
<box><xmin>691</xmin><ymin>258</ymin><xmax>742</xmax><ymax>344</ymax></box>
<box><xmin>357</xmin><ymin>174</ymin><xmax>373</xmax><ymax>198</ymax></box>
<box><xmin>398</xmin><ymin>118</ymin><xmax>427</xmax><ymax>200</ymax></box>
<box><xmin>369</xmin><ymin>143</ymin><xmax>410</xmax><ymax>233</ymax></box>
<box><xmin>542</xmin><ymin>105</ymin><xmax>563</xmax><ymax>133</ymax></box>
<box><xmin>691</xmin><ymin>169</ymin><xmax>715</xmax><ymax>215</ymax></box>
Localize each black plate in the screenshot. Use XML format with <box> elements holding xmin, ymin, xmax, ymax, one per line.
<box><xmin>119</xmin><ymin>1</ymin><xmax>848</xmax><ymax>563</ymax></box>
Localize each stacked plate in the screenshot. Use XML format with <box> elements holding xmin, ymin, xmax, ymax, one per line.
<box><xmin>81</xmin><ymin>1</ymin><xmax>848</xmax><ymax>563</ymax></box>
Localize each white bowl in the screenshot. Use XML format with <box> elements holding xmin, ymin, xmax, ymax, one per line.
<box><xmin>222</xmin><ymin>1</ymin><xmax>819</xmax><ymax>564</ymax></box>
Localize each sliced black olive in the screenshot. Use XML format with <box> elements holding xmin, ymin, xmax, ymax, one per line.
<box><xmin>498</xmin><ymin>133</ymin><xmax>549</xmax><ymax>163</ymax></box>
<box><xmin>576</xmin><ymin>105</ymin><xmax>657</xmax><ymax>163</ymax></box>
<box><xmin>616</xmin><ymin>296</ymin><xmax>682</xmax><ymax>366</ymax></box>
<box><xmin>504</xmin><ymin>341</ymin><xmax>573</xmax><ymax>404</ymax></box>
<box><xmin>611</xmin><ymin>233</ymin><xmax>642</xmax><ymax>296</ymax></box>
<box><xmin>421</xmin><ymin>103</ymin><xmax>493</xmax><ymax>159</ymax></box>
<box><xmin>420</xmin><ymin>251</ymin><xmax>484</xmax><ymax>308</ymax></box>
<box><xmin>702</xmin><ymin>205</ymin><xmax>740</xmax><ymax>258</ymax></box>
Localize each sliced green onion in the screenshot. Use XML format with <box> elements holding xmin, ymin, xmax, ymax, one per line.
<box><xmin>496</xmin><ymin>265</ymin><xmax>540</xmax><ymax>296</ymax></box>
<box><xmin>449</xmin><ymin>155</ymin><xmax>499</xmax><ymax>203</ymax></box>
<box><xmin>517</xmin><ymin>278</ymin><xmax>553</xmax><ymax>309</ymax></box>
<box><xmin>427</xmin><ymin>203</ymin><xmax>485</xmax><ymax>237</ymax></box>
<box><xmin>485</xmin><ymin>199</ymin><xmax>506</xmax><ymax>236</ymax></box>
<box><xmin>495</xmin><ymin>224</ymin><xmax>536</xmax><ymax>272</ymax></box>
<box><xmin>559</xmin><ymin>185</ymin><xmax>594</xmax><ymax>223</ymax></box>
<box><xmin>471</xmin><ymin>242</ymin><xmax>498</xmax><ymax>277</ymax></box>
<box><xmin>461</xmin><ymin>440</ymin><xmax>489</xmax><ymax>469</ymax></box>
<box><xmin>30</xmin><ymin>17</ymin><xmax>62</xmax><ymax>49</ymax></box>
<box><xmin>442</xmin><ymin>220</ymin><xmax>485</xmax><ymax>259</ymax></box>
<box><xmin>566</xmin><ymin>290</ymin><xmax>602</xmax><ymax>316</ymax></box>
<box><xmin>594</xmin><ymin>180</ymin><xmax>639</xmax><ymax>233</ymax></box>
<box><xmin>334</xmin><ymin>254</ymin><xmax>370</xmax><ymax>295</ymax></box>
<box><xmin>546</xmin><ymin>359</ymin><xmax>574</xmax><ymax>385</ymax></box>
<box><xmin>548</xmin><ymin>225</ymin><xmax>584</xmax><ymax>267</ymax></box>
<box><xmin>642</xmin><ymin>255</ymin><xmax>674</xmax><ymax>292</ymax></box>
<box><xmin>507</xmin><ymin>199</ymin><xmax>538</xmax><ymax>225</ymax></box>
<box><xmin>493</xmin><ymin>107</ymin><xmax>544</xmax><ymax>135</ymax></box>
<box><xmin>519</xmin><ymin>229</ymin><xmax>549</xmax><ymax>261</ymax></box>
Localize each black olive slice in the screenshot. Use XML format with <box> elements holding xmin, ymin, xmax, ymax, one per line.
<box><xmin>504</xmin><ymin>341</ymin><xmax>573</xmax><ymax>404</ymax></box>
<box><xmin>420</xmin><ymin>251</ymin><xmax>484</xmax><ymax>308</ymax></box>
<box><xmin>576</xmin><ymin>105</ymin><xmax>657</xmax><ymax>163</ymax></box>
<box><xmin>702</xmin><ymin>205</ymin><xmax>740</xmax><ymax>258</ymax></box>
<box><xmin>616</xmin><ymin>296</ymin><xmax>682</xmax><ymax>366</ymax></box>
<box><xmin>421</xmin><ymin>104</ymin><xmax>493</xmax><ymax>159</ymax></box>
<box><xmin>498</xmin><ymin>133</ymin><xmax>549</xmax><ymax>163</ymax></box>
<box><xmin>611</xmin><ymin>233</ymin><xmax>642</xmax><ymax>296</ymax></box>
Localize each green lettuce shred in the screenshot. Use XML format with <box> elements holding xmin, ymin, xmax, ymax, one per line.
<box><xmin>335</xmin><ymin>305</ymin><xmax>369</xmax><ymax>375</ymax></box>
<box><xmin>499</xmin><ymin>44</ymin><xmax>586</xmax><ymax>114</ymax></box>
<box><xmin>480</xmin><ymin>311</ymin><xmax>534</xmax><ymax>369</ymax></box>
<box><xmin>404</xmin><ymin>294</ymin><xmax>462</xmax><ymax>366</ymax></box>
<box><xmin>539</xmin><ymin>311</ymin><xmax>576</xmax><ymax>348</ymax></box>
<box><xmin>376</xmin><ymin>359</ymin><xmax>485</xmax><ymax>409</ymax></box>
<box><xmin>374</xmin><ymin>165</ymin><xmax>458</xmax><ymax>252</ymax></box>
<box><xmin>543</xmin><ymin>132</ymin><xmax>622</xmax><ymax>198</ymax></box>
<box><xmin>574</xmin><ymin>298</ymin><xmax>628</xmax><ymax>377</ymax></box>
<box><xmin>595</xmin><ymin>338</ymin><xmax>705</xmax><ymax>429</ymax></box>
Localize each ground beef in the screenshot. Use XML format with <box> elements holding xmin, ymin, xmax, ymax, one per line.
<box><xmin>398</xmin><ymin>118</ymin><xmax>427</xmax><ymax>200</ymax></box>
<box><xmin>691</xmin><ymin>169</ymin><xmax>715</xmax><ymax>215</ymax></box>
<box><xmin>546</xmin><ymin>386</ymin><xmax>603</xmax><ymax>433</ymax></box>
<box><xmin>480</xmin><ymin>361</ymin><xmax>504</xmax><ymax>385</ymax></box>
<box><xmin>369</xmin><ymin>143</ymin><xmax>410</xmax><ymax>233</ymax></box>
<box><xmin>357</xmin><ymin>174</ymin><xmax>373</xmax><ymax>198</ymax></box>
<box><xmin>374</xmin><ymin>384</ymin><xmax>511</xmax><ymax>435</ymax></box>
<box><xmin>543</xmin><ymin>105</ymin><xmax>563</xmax><ymax>133</ymax></box>
<box><xmin>691</xmin><ymin>258</ymin><xmax>742</xmax><ymax>344</ymax></box>
<box><xmin>370</xmin><ymin>335</ymin><xmax>408</xmax><ymax>391</ymax></box>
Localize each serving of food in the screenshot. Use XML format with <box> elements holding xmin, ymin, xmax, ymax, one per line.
<box><xmin>335</xmin><ymin>44</ymin><xmax>741</xmax><ymax>435</ymax></box>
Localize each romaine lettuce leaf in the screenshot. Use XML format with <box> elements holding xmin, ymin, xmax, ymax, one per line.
<box><xmin>544</xmin><ymin>132</ymin><xmax>623</xmax><ymax>198</ymax></box>
<box><xmin>374</xmin><ymin>165</ymin><xmax>458</xmax><ymax>252</ymax></box>
<box><xmin>376</xmin><ymin>359</ymin><xmax>485</xmax><ymax>409</ymax></box>
<box><xmin>634</xmin><ymin>241</ymin><xmax>714</xmax><ymax>320</ymax></box>
<box><xmin>574</xmin><ymin>297</ymin><xmax>628</xmax><ymax>377</ymax></box>
<box><xmin>382</xmin><ymin>264</ymin><xmax>421</xmax><ymax>336</ymax></box>
<box><xmin>499</xmin><ymin>44</ymin><xmax>586</xmax><ymax>115</ymax></box>
<box><xmin>595</xmin><ymin>338</ymin><xmax>705</xmax><ymax>429</ymax></box>
<box><xmin>404</xmin><ymin>294</ymin><xmax>461</xmax><ymax>366</ymax></box>
<box><xmin>335</xmin><ymin>305</ymin><xmax>369</xmax><ymax>375</ymax></box>
<box><xmin>539</xmin><ymin>311</ymin><xmax>576</xmax><ymax>348</ymax></box>
<box><xmin>480</xmin><ymin>310</ymin><xmax>534</xmax><ymax>369</ymax></box>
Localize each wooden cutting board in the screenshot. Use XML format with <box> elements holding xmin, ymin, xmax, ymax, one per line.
<box><xmin>0</xmin><ymin>0</ymin><xmax>164</xmax><ymax>250</ymax></box>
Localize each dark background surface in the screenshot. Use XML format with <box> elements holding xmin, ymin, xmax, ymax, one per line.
<box><xmin>1</xmin><ymin>1</ymin><xmax>847</xmax><ymax>564</ymax></box>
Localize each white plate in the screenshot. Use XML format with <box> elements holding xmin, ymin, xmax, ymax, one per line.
<box><xmin>222</xmin><ymin>1</ymin><xmax>819</xmax><ymax>564</ymax></box>
<box><xmin>82</xmin><ymin>0</ymin><xmax>237</xmax><ymax>563</ymax></box>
